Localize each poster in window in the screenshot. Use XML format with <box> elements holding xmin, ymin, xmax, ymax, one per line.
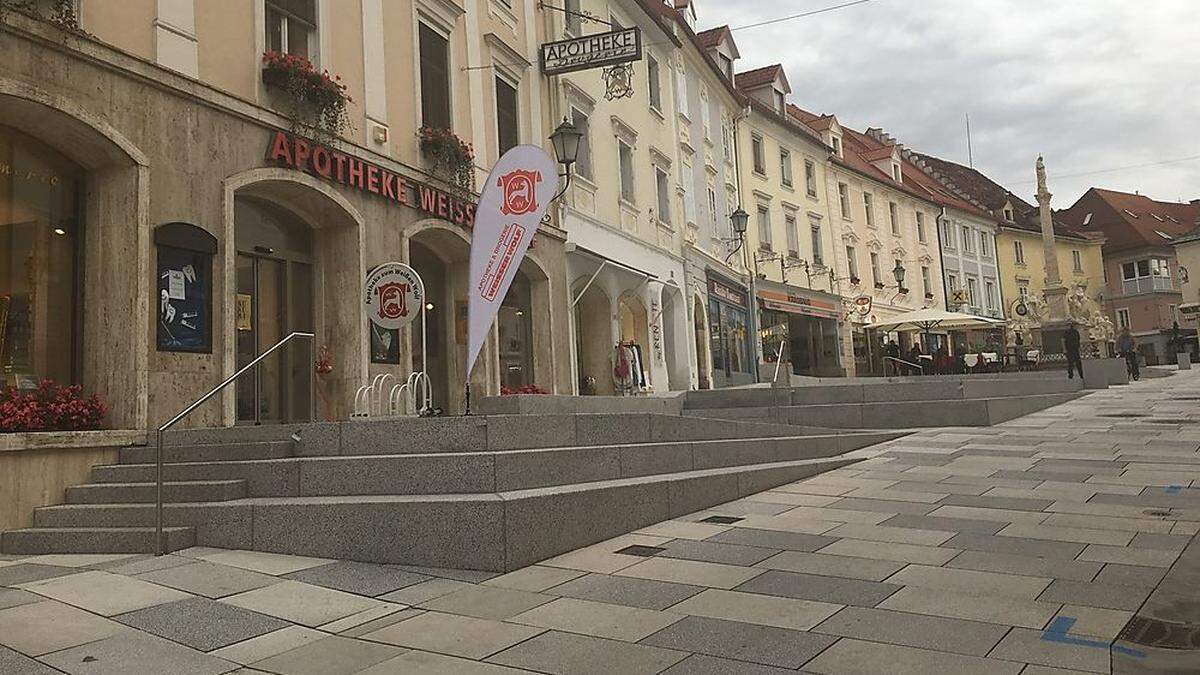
<box><xmin>370</xmin><ymin>322</ymin><xmax>400</xmax><ymax>364</ymax></box>
<box><xmin>157</xmin><ymin>245</ymin><xmax>212</xmax><ymax>353</ymax></box>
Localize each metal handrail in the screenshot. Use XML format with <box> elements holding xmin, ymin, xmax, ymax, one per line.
<box><xmin>154</xmin><ymin>331</ymin><xmax>315</xmax><ymax>555</ymax></box>
<box><xmin>884</xmin><ymin>356</ymin><xmax>924</xmax><ymax>376</ymax></box>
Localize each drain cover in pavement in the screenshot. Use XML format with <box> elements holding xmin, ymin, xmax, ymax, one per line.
<box><xmin>1101</xmin><ymin>413</ymin><xmax>1150</xmax><ymax>418</ymax></box>
<box><xmin>1146</xmin><ymin>419</ymin><xmax>1200</xmax><ymax>424</ymax></box>
<box><xmin>1118</xmin><ymin>616</ymin><xmax>1200</xmax><ymax>650</ymax></box>
<box><xmin>1144</xmin><ymin>509</ymin><xmax>1175</xmax><ymax>517</ymax></box>
<box><xmin>615</xmin><ymin>545</ymin><xmax>666</xmax><ymax>557</ymax></box>
<box><xmin>1172</xmin><ymin>397</ymin><xmax>1200</xmax><ymax>401</ymax></box>
<box><xmin>700</xmin><ymin>515</ymin><xmax>744</xmax><ymax>524</ymax></box>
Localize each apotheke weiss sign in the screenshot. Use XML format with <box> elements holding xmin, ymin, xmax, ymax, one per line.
<box><xmin>364</xmin><ymin>263</ymin><xmax>424</xmax><ymax>331</ymax></box>
<box><xmin>540</xmin><ymin>27</ymin><xmax>642</xmax><ymax>76</ymax></box>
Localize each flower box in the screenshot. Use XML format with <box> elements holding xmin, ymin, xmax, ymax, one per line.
<box><xmin>261</xmin><ymin>51</ymin><xmax>352</xmax><ymax>138</ymax></box>
<box><xmin>419</xmin><ymin>126</ymin><xmax>475</xmax><ymax>192</ymax></box>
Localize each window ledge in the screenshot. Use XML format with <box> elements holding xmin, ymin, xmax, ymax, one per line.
<box><xmin>753</xmin><ymin>170</ymin><xmax>767</xmax><ymax>179</ymax></box>
<box><xmin>649</xmin><ymin>106</ymin><xmax>666</xmax><ymax>122</ymax></box>
<box><xmin>619</xmin><ymin>197</ymin><xmax>639</xmax><ymax>212</ymax></box>
<box><xmin>781</xmin><ymin>183</ymin><xmax>795</xmax><ymax>192</ymax></box>
<box><xmin>806</xmin><ymin>192</ymin><xmax>819</xmax><ymax>201</ymax></box>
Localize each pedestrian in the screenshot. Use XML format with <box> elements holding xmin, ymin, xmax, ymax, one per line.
<box><xmin>1063</xmin><ymin>322</ymin><xmax>1083</xmax><ymax>380</ymax></box>
<box><xmin>1117</xmin><ymin>327</ymin><xmax>1140</xmax><ymax>380</ymax></box>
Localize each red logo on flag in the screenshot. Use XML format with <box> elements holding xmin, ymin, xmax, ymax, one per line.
<box><xmin>497</xmin><ymin>169</ymin><xmax>542</xmax><ymax>216</ymax></box>
<box><xmin>376</xmin><ymin>282</ymin><xmax>411</xmax><ymax>320</ymax></box>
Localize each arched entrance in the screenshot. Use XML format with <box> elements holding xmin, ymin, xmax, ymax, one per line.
<box><xmin>661</xmin><ymin>286</ymin><xmax>690</xmax><ymax>391</ymax></box>
<box><xmin>233</xmin><ymin>198</ymin><xmax>314</xmax><ymax>423</ymax></box>
<box><xmin>573</xmin><ymin>281</ymin><xmax>612</xmax><ymax>395</ymax></box>
<box><xmin>406</xmin><ymin>225</ymin><xmax>471</xmax><ymax>413</ymax></box>
<box><xmin>618</xmin><ymin>293</ymin><xmax>649</xmax><ymax>392</ymax></box>
<box><xmin>498</xmin><ymin>270</ymin><xmax>534</xmax><ymax>391</ymax></box>
<box><xmin>693</xmin><ymin>295</ymin><xmax>711</xmax><ymax>389</ymax></box>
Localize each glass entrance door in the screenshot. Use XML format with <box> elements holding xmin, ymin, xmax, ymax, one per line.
<box><xmin>235</xmin><ymin>253</ymin><xmax>312</xmax><ymax>424</ymax></box>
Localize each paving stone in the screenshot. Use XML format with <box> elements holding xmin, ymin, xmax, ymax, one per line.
<box><xmin>362</xmin><ymin>609</ymin><xmax>543</xmax><ymax>659</ymax></box>
<box><xmin>635</xmin><ymin>520</ymin><xmax>732</xmax><ymax>540</ymax></box>
<box><xmin>615</xmin><ymin>557</ymin><xmax>765</xmax><ymax>589</ymax></box>
<box><xmin>997</xmin><ymin>523</ymin><xmax>1135</xmax><ymax>546</ymax></box>
<box><xmin>656</xmin><ymin>539</ymin><xmax>779</xmax><ymax>566</ymax></box>
<box><xmin>376</xmin><ymin>578</ymin><xmax>473</xmax><ymax>605</ymax></box>
<box><xmin>359</xmin><ymin>650</ymin><xmax>532</xmax><ymax>674</ymax></box>
<box><xmin>136</xmin><ymin>561</ymin><xmax>280</xmax><ymax>599</ymax></box>
<box><xmin>659</xmin><ymin>653</ymin><xmax>797</xmax><ymax>675</ymax></box>
<box><xmin>222</xmin><ymin>580</ymin><xmax>385</xmax><ymax>627</ymax></box>
<box><xmin>739</xmin><ymin>491</ymin><xmax>841</xmax><ymax>507</ymax></box>
<box><xmin>802</xmin><ymin>637</ymin><xmax>1022</xmax><ymax>674</ymax></box>
<box><xmin>509</xmin><ymin>596</ymin><xmax>683</xmax><ymax>641</ymax></box>
<box><xmin>928</xmin><ymin>504</ymin><xmax>1052</xmax><ymax>524</ymax></box>
<box><xmin>816</xmin><ymin>537</ymin><xmax>960</xmax><ymax>565</ymax></box>
<box><xmin>943</xmin><ymin>532</ymin><xmax>1087</xmax><ymax>560</ymax></box>
<box><xmin>703</xmin><ymin>526</ymin><xmax>837</xmax><ymax>552</ymax></box>
<box><xmin>641</xmin><ymin>615</ymin><xmax>837</xmax><ymax>669</ymax></box>
<box><xmin>0</xmin><ymin>563</ymin><xmax>78</xmax><ymax>586</ymax></box>
<box><xmin>417</xmin><ymin>584</ymin><xmax>554</xmax><ymax>620</ymax></box>
<box><xmin>1053</xmin><ymin>604</ymin><xmax>1134</xmax><ymax>640</ymax></box>
<box><xmin>0</xmin><ymin>645</ymin><xmax>59</xmax><ymax>675</ymax></box>
<box><xmin>18</xmin><ymin>554</ymin><xmax>138</xmax><ymax>568</ymax></box>
<box><xmin>946</xmin><ymin>550</ymin><xmax>1102</xmax><ymax>582</ymax></box>
<box><xmin>248</xmin><ymin>635</ymin><xmax>404</xmax><ymax>675</ymax></box>
<box><xmin>99</xmin><ymin>555</ymin><xmax>194</xmax><ymax>576</ymax></box>
<box><xmin>194</xmin><ymin>550</ymin><xmax>330</xmax><ymax>576</ymax></box>
<box><xmin>114</xmin><ymin>596</ymin><xmax>290</xmax><ymax>652</ymax></box>
<box><xmin>886</xmin><ymin>564</ymin><xmax>1052</xmax><ymax>599</ymax></box>
<box><xmin>843</xmin><ymin>487</ymin><xmax>951</xmax><ymax>503</ymax></box>
<box><xmin>1037</xmin><ymin>579</ymin><xmax>1153</xmax><ymax>611</ymax></box>
<box><xmin>728</xmin><ymin>514</ymin><xmax>840</xmax><ymax>535</ymax></box>
<box><xmin>824</xmin><ymin>497</ymin><xmax>937</xmax><ymax>515</ymax></box>
<box><xmin>823</xmin><ymin>522</ymin><xmax>956</xmax><ymax>546</ymax></box>
<box><xmin>481</xmin><ymin>566</ymin><xmax>585</xmax><ymax>592</ymax></box>
<box><xmin>0</xmin><ymin>588</ymin><xmax>40</xmax><ymax>611</ymax></box>
<box><xmin>17</xmin><ymin>570</ymin><xmax>192</xmax><ymax>616</ymax></box>
<box><xmin>988</xmin><ymin>626</ymin><xmax>1109</xmax><ymax>673</ymax></box>
<box><xmin>878</xmin><ymin>585</ymin><xmax>1059</xmax><ymax>629</ymax></box>
<box><xmin>881</xmin><ymin>513</ymin><xmax>1007</xmax><ymax>535</ymax></box>
<box><xmin>489</xmin><ymin>630</ymin><xmax>687</xmax><ymax>674</ymax></box>
<box><xmin>812</xmin><ymin>606</ymin><xmax>1010</xmax><ymax>656</ymax></box>
<box><xmin>547</xmin><ymin>573</ymin><xmax>703</xmax><ymax>610</ymax></box>
<box><xmin>939</xmin><ymin>493</ymin><xmax>1057</xmax><ymax>512</ymax></box>
<box><xmin>666</xmin><ymin>588</ymin><xmax>841</xmax><ymax>631</ymax></box>
<box><xmin>41</xmin><ymin>631</ymin><xmax>236</xmax><ymax>675</ymax></box>
<box><xmin>392</xmin><ymin>565</ymin><xmax>501</xmax><ymax>583</ymax></box>
<box><xmin>1129</xmin><ymin>531</ymin><xmax>1193</xmax><ymax>550</ymax></box>
<box><xmin>1076</xmin><ymin>543</ymin><xmax>1180</xmax><ymax>568</ymax></box>
<box><xmin>773</xmin><ymin>505</ymin><xmax>894</xmax><ymax>524</ymax></box>
<box><xmin>334</xmin><ymin>607</ymin><xmax>423</xmax><ymax>637</ymax></box>
<box><xmin>0</xmin><ymin>601</ymin><xmax>130</xmax><ymax>656</ymax></box>
<box><xmin>754</xmin><ymin>549</ymin><xmax>907</xmax><ymax>581</ymax></box>
<box><xmin>1091</xmin><ymin>563</ymin><xmax>1166</xmax><ymax>587</ymax></box>
<box><xmin>889</xmin><ymin>480</ymin><xmax>992</xmax><ymax>496</ymax></box>
<box><xmin>209</xmin><ymin>626</ymin><xmax>327</xmax><ymax>664</ymax></box>
<box><xmin>282</xmin><ymin>561</ymin><xmax>429</xmax><ymax>597</ymax></box>
<box><xmin>735</xmin><ymin>569</ymin><xmax>900</xmax><ymax>607</ymax></box>
<box><xmin>690</xmin><ymin>500</ymin><xmax>794</xmax><ymax>516</ymax></box>
<box><xmin>1041</xmin><ymin>513</ymin><xmax>1176</xmax><ymax>534</ymax></box>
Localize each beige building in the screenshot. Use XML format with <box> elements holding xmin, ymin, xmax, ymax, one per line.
<box><xmin>0</xmin><ymin>0</ymin><xmax>576</xmax><ymax>430</ymax></box>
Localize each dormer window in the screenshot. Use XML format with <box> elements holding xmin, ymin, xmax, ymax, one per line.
<box><xmin>891</xmin><ymin>163</ymin><xmax>901</xmax><ymax>182</ymax></box>
<box><xmin>719</xmin><ymin>53</ymin><xmax>733</xmax><ymax>81</ymax></box>
<box><xmin>1082</xmin><ymin>212</ymin><xmax>1092</xmax><ymax>226</ymax></box>
<box><xmin>1003</xmin><ymin>208</ymin><xmax>1014</xmax><ymax>222</ymax></box>
<box><xmin>774</xmin><ymin>89</ymin><xmax>785</xmax><ymax>114</ymax></box>
<box><xmin>830</xmin><ymin>136</ymin><xmax>842</xmax><ymax>158</ymax></box>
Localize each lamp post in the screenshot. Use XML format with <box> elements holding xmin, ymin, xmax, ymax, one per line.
<box><xmin>723</xmin><ymin>208</ymin><xmax>760</xmax><ymax>383</ymax></box>
<box><xmin>549</xmin><ymin>117</ymin><xmax>583</xmax><ymax>203</ymax></box>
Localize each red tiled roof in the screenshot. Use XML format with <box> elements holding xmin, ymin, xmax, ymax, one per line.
<box><xmin>746</xmin><ymin>98</ymin><xmax>825</xmax><ymax>147</ymax></box>
<box><xmin>649</xmin><ymin>8</ymin><xmax>744</xmax><ymax>105</ymax></box>
<box><xmin>1058</xmin><ymin>188</ymin><xmax>1200</xmax><ymax>252</ymax></box>
<box><xmin>695</xmin><ymin>25</ymin><xmax>728</xmax><ymax>50</ymax></box>
<box><xmin>736</xmin><ymin>65</ymin><xmax>784</xmax><ymax>91</ymax></box>
<box><xmin>859</xmin><ymin>145</ymin><xmax>895</xmax><ymax>162</ymax></box>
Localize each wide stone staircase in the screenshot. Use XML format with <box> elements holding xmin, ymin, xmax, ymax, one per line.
<box><xmin>1</xmin><ymin>413</ymin><xmax>900</xmax><ymax>571</ymax></box>
<box><xmin>682</xmin><ymin>373</ymin><xmax>1088</xmax><ymax>428</ymax></box>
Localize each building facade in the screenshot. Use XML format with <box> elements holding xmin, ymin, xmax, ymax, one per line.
<box><xmin>1171</xmin><ymin>229</ymin><xmax>1200</xmax><ymax>348</ymax></box>
<box><xmin>0</xmin><ymin>0</ymin><xmax>577</xmax><ymax>427</ymax></box>
<box><xmin>1058</xmin><ymin>189</ymin><xmax>1200</xmax><ymax>363</ymax></box>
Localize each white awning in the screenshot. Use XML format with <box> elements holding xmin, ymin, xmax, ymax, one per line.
<box><xmin>868</xmin><ymin>308</ymin><xmax>1005</xmax><ymax>332</ymax></box>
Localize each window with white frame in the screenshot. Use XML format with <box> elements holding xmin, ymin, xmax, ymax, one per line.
<box><xmin>961</xmin><ymin>226</ymin><xmax>974</xmax><ymax>253</ymax></box>
<box><xmin>571</xmin><ymin>107</ymin><xmax>592</xmax><ymax>180</ymax></box>
<box><xmin>1121</xmin><ymin>258</ymin><xmax>1172</xmax><ymax>294</ymax></box>
<box><xmin>752</xmin><ymin>134</ymin><xmax>765</xmax><ymax>175</ymax></box>
<box><xmin>922</xmin><ymin>265</ymin><xmax>932</xmax><ymax>295</ymax></box>
<box><xmin>870</xmin><ymin>252</ymin><xmax>882</xmax><ymax>285</ymax></box>
<box><xmin>655</xmin><ymin>165</ymin><xmax>672</xmax><ymax>225</ymax></box>
<box><xmin>939</xmin><ymin>218</ymin><xmax>954</xmax><ymax>249</ymax></box>
<box><xmin>774</xmin><ymin>88</ymin><xmax>785</xmax><ymax>114</ymax></box>
<box><xmin>891</xmin><ymin>162</ymin><xmax>901</xmax><ymax>181</ymax></box>
<box><xmin>719</xmin><ymin>53</ymin><xmax>733</xmax><ymax>81</ymax></box>
<box><xmin>804</xmin><ymin>159</ymin><xmax>817</xmax><ymax>197</ymax></box>
<box><xmin>831</xmin><ymin>135</ymin><xmax>842</xmax><ymax>158</ymax></box>
<box><xmin>682</xmin><ymin>164</ymin><xmax>696</xmax><ymax>225</ymax></box>
<box><xmin>647</xmin><ymin>55</ymin><xmax>662</xmax><ymax>111</ymax></box>
<box><xmin>780</xmin><ymin>149</ymin><xmax>793</xmax><ymax>187</ymax></box>
<box><xmin>1117</xmin><ymin>308</ymin><xmax>1130</xmax><ymax>328</ymax></box>
<box><xmin>916</xmin><ymin>211</ymin><xmax>926</xmax><ymax>243</ymax></box>
<box><xmin>1014</xmin><ymin>240</ymin><xmax>1025</xmax><ymax>264</ymax></box>
<box><xmin>785</xmin><ymin>213</ymin><xmax>799</xmax><ymax>258</ymax></box>
<box><xmin>966</xmin><ymin>277</ymin><xmax>979</xmax><ymax>308</ymax></box>
<box><xmin>675</xmin><ymin>63</ymin><xmax>689</xmax><ymax>118</ymax></box>
<box><xmin>948</xmin><ymin>273</ymin><xmax>958</xmax><ymax>290</ymax></box>
<box><xmin>267</xmin><ymin>0</ymin><xmax>317</xmax><ymax>60</ymax></box>
<box><xmin>757</xmin><ymin>206</ymin><xmax>772</xmax><ymax>251</ymax></box>
<box><xmin>846</xmin><ymin>246</ymin><xmax>859</xmax><ymax>280</ymax></box>
<box><xmin>618</xmin><ymin>140</ymin><xmax>635</xmax><ymax>203</ymax></box>
<box><xmin>979</xmin><ymin>231</ymin><xmax>990</xmax><ymax>257</ymax></box>
<box><xmin>418</xmin><ymin>21</ymin><xmax>452</xmax><ymax>130</ymax></box>
<box><xmin>889</xmin><ymin>201</ymin><xmax>899</xmax><ymax>235</ymax></box>
<box><xmin>838</xmin><ymin>183</ymin><xmax>851</xmax><ymax>218</ymax></box>
<box><xmin>985</xmin><ymin>280</ymin><xmax>997</xmax><ymax>310</ymax></box>
<box><xmin>707</xmin><ymin>186</ymin><xmax>717</xmax><ymax>226</ymax></box>
<box><xmin>721</xmin><ymin>118</ymin><xmax>734</xmax><ymax>163</ymax></box>
<box><xmin>1072</xmin><ymin>250</ymin><xmax>1083</xmax><ymax>273</ymax></box>
<box><xmin>863</xmin><ymin>192</ymin><xmax>874</xmax><ymax>227</ymax></box>
<box><xmin>495</xmin><ymin>75</ymin><xmax>519</xmax><ymax>157</ymax></box>
<box><xmin>810</xmin><ymin>220</ymin><xmax>823</xmax><ymax>265</ymax></box>
<box><xmin>700</xmin><ymin>86</ymin><xmax>711</xmax><ymax>139</ymax></box>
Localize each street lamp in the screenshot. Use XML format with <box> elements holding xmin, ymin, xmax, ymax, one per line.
<box><xmin>892</xmin><ymin>260</ymin><xmax>909</xmax><ymax>295</ymax></box>
<box><xmin>730</xmin><ymin>208</ymin><xmax>749</xmax><ymax>236</ymax></box>
<box><xmin>549</xmin><ymin>117</ymin><xmax>583</xmax><ymax>202</ymax></box>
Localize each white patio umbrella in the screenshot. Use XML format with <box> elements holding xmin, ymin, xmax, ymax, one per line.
<box><xmin>870</xmin><ymin>308</ymin><xmax>1005</xmax><ymax>353</ymax></box>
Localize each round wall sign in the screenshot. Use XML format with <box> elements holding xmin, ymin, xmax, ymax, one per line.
<box><xmin>853</xmin><ymin>294</ymin><xmax>873</xmax><ymax>315</ymax></box>
<box><xmin>363</xmin><ymin>262</ymin><xmax>425</xmax><ymax>330</ymax></box>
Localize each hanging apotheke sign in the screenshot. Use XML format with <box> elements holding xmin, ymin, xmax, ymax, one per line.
<box><xmin>540</xmin><ymin>27</ymin><xmax>642</xmax><ymax>76</ymax></box>
<box><xmin>363</xmin><ymin>263</ymin><xmax>425</xmax><ymax>330</ymax></box>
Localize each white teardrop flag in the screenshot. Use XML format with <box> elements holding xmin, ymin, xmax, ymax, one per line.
<box><xmin>466</xmin><ymin>145</ymin><xmax>559</xmax><ymax>376</ymax></box>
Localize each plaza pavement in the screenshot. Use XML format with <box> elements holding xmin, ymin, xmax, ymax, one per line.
<box><xmin>3</xmin><ymin>370</ymin><xmax>1200</xmax><ymax>674</ymax></box>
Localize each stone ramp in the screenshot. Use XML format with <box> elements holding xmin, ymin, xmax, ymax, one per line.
<box><xmin>1</xmin><ymin>413</ymin><xmax>900</xmax><ymax>570</ymax></box>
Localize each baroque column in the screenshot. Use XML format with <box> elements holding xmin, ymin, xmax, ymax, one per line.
<box><xmin>1035</xmin><ymin>156</ymin><xmax>1071</xmax><ymax>351</ymax></box>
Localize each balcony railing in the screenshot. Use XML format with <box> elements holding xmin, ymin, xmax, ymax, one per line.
<box><xmin>1121</xmin><ymin>277</ymin><xmax>1176</xmax><ymax>295</ymax></box>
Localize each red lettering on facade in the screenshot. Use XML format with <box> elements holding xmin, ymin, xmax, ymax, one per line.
<box><xmin>396</xmin><ymin>176</ymin><xmax>409</xmax><ymax>205</ymax></box>
<box><xmin>312</xmin><ymin>146</ymin><xmax>332</xmax><ymax>178</ymax></box>
<box><xmin>366</xmin><ymin>165</ymin><xmax>381</xmax><ymax>194</ymax></box>
<box><xmin>267</xmin><ymin>131</ymin><xmax>293</xmax><ymax>165</ymax></box>
<box><xmin>419</xmin><ymin>186</ymin><xmax>438</xmax><ymax>213</ymax></box>
<box><xmin>293</xmin><ymin>137</ymin><xmax>311</xmax><ymax>171</ymax></box>
<box><xmin>348</xmin><ymin>159</ymin><xmax>365</xmax><ymax>189</ymax></box>
<box><xmin>333</xmin><ymin>153</ymin><xmax>348</xmax><ymax>183</ymax></box>
<box><xmin>380</xmin><ymin>171</ymin><xmax>396</xmax><ymax>200</ymax></box>
<box><xmin>436</xmin><ymin>193</ymin><xmax>449</xmax><ymax>218</ymax></box>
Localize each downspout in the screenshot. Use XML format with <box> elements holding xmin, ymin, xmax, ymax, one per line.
<box><xmin>938</xmin><ymin>206</ymin><xmax>952</xmax><ymax>354</ymax></box>
<box><xmin>732</xmin><ymin>103</ymin><xmax>760</xmax><ymax>382</ymax></box>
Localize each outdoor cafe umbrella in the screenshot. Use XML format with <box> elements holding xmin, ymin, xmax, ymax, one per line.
<box><xmin>869</xmin><ymin>307</ymin><xmax>1005</xmax><ymax>352</ymax></box>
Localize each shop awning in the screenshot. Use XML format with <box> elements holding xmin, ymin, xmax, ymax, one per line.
<box><xmin>868</xmin><ymin>308</ymin><xmax>1005</xmax><ymax>333</ymax></box>
<box><xmin>755</xmin><ymin>281</ymin><xmax>842</xmax><ymax>321</ymax></box>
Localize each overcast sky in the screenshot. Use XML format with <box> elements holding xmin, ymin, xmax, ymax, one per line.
<box><xmin>698</xmin><ymin>0</ymin><xmax>1200</xmax><ymax>207</ymax></box>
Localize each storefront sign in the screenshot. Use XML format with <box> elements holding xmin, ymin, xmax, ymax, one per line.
<box><xmin>1179</xmin><ymin>303</ymin><xmax>1200</xmax><ymax>321</ymax></box>
<box><xmin>363</xmin><ymin>262</ymin><xmax>424</xmax><ymax>331</ymax></box>
<box><xmin>949</xmin><ymin>288</ymin><xmax>968</xmax><ymax>306</ymax></box>
<box><xmin>540</xmin><ymin>27</ymin><xmax>642</xmax><ymax>76</ymax></box>
<box><xmin>853</xmin><ymin>295</ymin><xmax>873</xmax><ymax>316</ymax></box>
<box><xmin>757</xmin><ymin>289</ymin><xmax>840</xmax><ymax>321</ymax></box>
<box><xmin>267</xmin><ymin>131</ymin><xmax>477</xmax><ymax>228</ymax></box>
<box><xmin>708</xmin><ymin>279</ymin><xmax>746</xmax><ymax>307</ymax></box>
<box><xmin>467</xmin><ymin>145</ymin><xmax>559</xmax><ymax>374</ymax></box>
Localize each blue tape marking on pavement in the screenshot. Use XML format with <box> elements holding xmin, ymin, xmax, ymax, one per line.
<box><xmin>1165</xmin><ymin>485</ymin><xmax>1182</xmax><ymax>494</ymax></box>
<box><xmin>1040</xmin><ymin>616</ymin><xmax>1146</xmax><ymax>659</ymax></box>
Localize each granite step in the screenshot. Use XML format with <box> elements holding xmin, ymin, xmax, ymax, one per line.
<box><xmin>0</xmin><ymin>526</ymin><xmax>195</xmax><ymax>554</ymax></box>
<box><xmin>119</xmin><ymin>440</ymin><xmax>296</xmax><ymax>465</ymax></box>
<box><xmin>64</xmin><ymin>479</ymin><xmax>247</xmax><ymax>504</ymax></box>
